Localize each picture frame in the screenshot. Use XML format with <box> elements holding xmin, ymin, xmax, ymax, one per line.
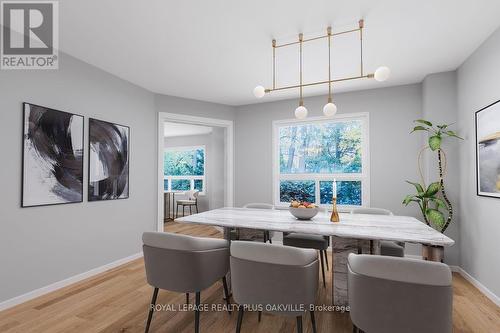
<box><xmin>88</xmin><ymin>118</ymin><xmax>130</xmax><ymax>201</ymax></box>
<box><xmin>475</xmin><ymin>99</ymin><xmax>500</xmax><ymax>198</ymax></box>
<box><xmin>22</xmin><ymin>102</ymin><xmax>84</xmax><ymax>207</ymax></box>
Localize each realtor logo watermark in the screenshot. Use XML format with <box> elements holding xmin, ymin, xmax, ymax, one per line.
<box><xmin>1</xmin><ymin>1</ymin><xmax>58</xmax><ymax>69</ymax></box>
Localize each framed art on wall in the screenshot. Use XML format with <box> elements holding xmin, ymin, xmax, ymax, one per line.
<box><xmin>476</xmin><ymin>99</ymin><xmax>500</xmax><ymax>198</ymax></box>
<box><xmin>88</xmin><ymin>118</ymin><xmax>130</xmax><ymax>201</ymax></box>
<box><xmin>22</xmin><ymin>103</ymin><xmax>84</xmax><ymax>207</ymax></box>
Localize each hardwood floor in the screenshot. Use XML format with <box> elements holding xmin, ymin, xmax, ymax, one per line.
<box><xmin>0</xmin><ymin>222</ymin><xmax>498</xmax><ymax>333</ymax></box>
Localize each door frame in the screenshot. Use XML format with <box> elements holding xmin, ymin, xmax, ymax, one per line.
<box><xmin>157</xmin><ymin>112</ymin><xmax>234</xmax><ymax>231</ymax></box>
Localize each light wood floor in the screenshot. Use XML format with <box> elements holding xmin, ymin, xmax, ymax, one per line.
<box><xmin>0</xmin><ymin>222</ymin><xmax>498</xmax><ymax>333</ymax></box>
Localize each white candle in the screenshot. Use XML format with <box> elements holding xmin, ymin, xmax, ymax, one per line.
<box><xmin>332</xmin><ymin>179</ymin><xmax>337</xmax><ymax>198</ymax></box>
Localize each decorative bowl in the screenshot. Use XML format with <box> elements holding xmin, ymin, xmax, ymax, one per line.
<box><xmin>289</xmin><ymin>207</ymin><xmax>320</xmax><ymax>220</ymax></box>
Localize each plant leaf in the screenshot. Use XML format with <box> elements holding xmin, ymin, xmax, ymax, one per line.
<box><xmin>437</xmin><ymin>124</ymin><xmax>448</xmax><ymax>130</ymax></box>
<box><xmin>415</xmin><ymin>119</ymin><xmax>433</xmax><ymax>127</ymax></box>
<box><xmin>411</xmin><ymin>126</ymin><xmax>428</xmax><ymax>133</ymax></box>
<box><xmin>402</xmin><ymin>195</ymin><xmax>420</xmax><ymax>206</ymax></box>
<box><xmin>426</xmin><ymin>209</ymin><xmax>446</xmax><ymax>229</ymax></box>
<box><xmin>445</xmin><ymin>130</ymin><xmax>464</xmax><ymax>140</ymax></box>
<box><xmin>406</xmin><ymin>180</ymin><xmax>425</xmax><ymax>195</ymax></box>
<box><xmin>429</xmin><ymin>135</ymin><xmax>442</xmax><ymax>151</ymax></box>
<box><xmin>425</xmin><ymin>182</ymin><xmax>441</xmax><ymax>197</ymax></box>
<box><xmin>430</xmin><ymin>197</ymin><xmax>447</xmax><ymax>210</ymax></box>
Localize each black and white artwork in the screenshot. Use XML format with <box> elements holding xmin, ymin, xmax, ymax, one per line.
<box><xmin>88</xmin><ymin>118</ymin><xmax>129</xmax><ymax>201</ymax></box>
<box><xmin>476</xmin><ymin>99</ymin><xmax>500</xmax><ymax>198</ymax></box>
<box><xmin>22</xmin><ymin>103</ymin><xmax>84</xmax><ymax>207</ymax></box>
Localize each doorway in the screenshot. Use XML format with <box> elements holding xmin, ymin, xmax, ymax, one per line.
<box><xmin>157</xmin><ymin>112</ymin><xmax>234</xmax><ymax>232</ymax></box>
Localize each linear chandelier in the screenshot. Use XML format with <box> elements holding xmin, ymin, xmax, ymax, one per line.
<box><xmin>253</xmin><ymin>20</ymin><xmax>390</xmax><ymax>119</ymax></box>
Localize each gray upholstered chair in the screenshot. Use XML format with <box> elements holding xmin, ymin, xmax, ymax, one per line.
<box><xmin>176</xmin><ymin>190</ymin><xmax>199</xmax><ymax>218</ymax></box>
<box><xmin>238</xmin><ymin>202</ymin><xmax>274</xmax><ymax>244</ymax></box>
<box><xmin>350</xmin><ymin>207</ymin><xmax>405</xmax><ymax>257</ymax></box>
<box><xmin>230</xmin><ymin>241</ymin><xmax>318</xmax><ymax>333</ymax></box>
<box><xmin>348</xmin><ymin>254</ymin><xmax>452</xmax><ymax>333</ymax></box>
<box><xmin>142</xmin><ymin>232</ymin><xmax>231</xmax><ymax>333</ymax></box>
<box><xmin>282</xmin><ymin>232</ymin><xmax>329</xmax><ymax>288</ymax></box>
<box><xmin>232</xmin><ymin>203</ymin><xmax>274</xmax><ymax>243</ymax></box>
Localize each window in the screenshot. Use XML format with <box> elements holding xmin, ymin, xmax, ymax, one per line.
<box><xmin>164</xmin><ymin>146</ymin><xmax>205</xmax><ymax>194</ymax></box>
<box><xmin>273</xmin><ymin>114</ymin><xmax>369</xmax><ymax>207</ymax></box>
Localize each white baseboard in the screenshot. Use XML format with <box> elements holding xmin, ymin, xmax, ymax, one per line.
<box><xmin>0</xmin><ymin>252</ymin><xmax>143</xmax><ymax>312</ymax></box>
<box><xmin>455</xmin><ymin>267</ymin><xmax>500</xmax><ymax>307</ymax></box>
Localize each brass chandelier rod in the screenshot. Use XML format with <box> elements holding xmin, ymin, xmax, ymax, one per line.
<box><xmin>274</xmin><ymin>27</ymin><xmax>361</xmax><ymax>48</ymax></box>
<box><xmin>265</xmin><ymin>20</ymin><xmax>373</xmax><ymax>94</ymax></box>
<box><xmin>264</xmin><ymin>73</ymin><xmax>374</xmax><ymax>93</ymax></box>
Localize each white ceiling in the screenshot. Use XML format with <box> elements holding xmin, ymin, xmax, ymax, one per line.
<box><xmin>60</xmin><ymin>0</ymin><xmax>500</xmax><ymax>106</ymax></box>
<box><xmin>164</xmin><ymin>122</ymin><xmax>212</xmax><ymax>138</ymax></box>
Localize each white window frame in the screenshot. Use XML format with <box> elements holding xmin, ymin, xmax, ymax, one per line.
<box><xmin>164</xmin><ymin>145</ymin><xmax>206</xmax><ymax>195</ymax></box>
<box><xmin>272</xmin><ymin>113</ymin><xmax>370</xmax><ymax>209</ymax></box>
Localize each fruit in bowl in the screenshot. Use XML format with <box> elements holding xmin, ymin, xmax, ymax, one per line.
<box><xmin>289</xmin><ymin>201</ymin><xmax>320</xmax><ymax>220</ymax></box>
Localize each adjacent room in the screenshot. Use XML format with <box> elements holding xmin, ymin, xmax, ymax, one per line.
<box><xmin>0</xmin><ymin>1</ymin><xmax>499</xmax><ymax>332</ymax></box>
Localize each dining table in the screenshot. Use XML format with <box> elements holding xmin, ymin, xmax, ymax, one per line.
<box><xmin>175</xmin><ymin>207</ymin><xmax>455</xmax><ymax>306</ymax></box>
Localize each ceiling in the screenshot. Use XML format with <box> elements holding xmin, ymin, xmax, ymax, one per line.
<box><xmin>60</xmin><ymin>0</ymin><xmax>500</xmax><ymax>106</ymax></box>
<box><xmin>164</xmin><ymin>122</ymin><xmax>212</xmax><ymax>138</ymax></box>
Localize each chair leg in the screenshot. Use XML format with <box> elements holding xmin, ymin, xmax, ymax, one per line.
<box><xmin>268</xmin><ymin>231</ymin><xmax>272</xmax><ymax>244</ymax></box>
<box><xmin>222</xmin><ymin>277</ymin><xmax>231</xmax><ymax>314</ymax></box>
<box><xmin>186</xmin><ymin>292</ymin><xmax>189</xmax><ymax>305</ymax></box>
<box><xmin>195</xmin><ymin>291</ymin><xmax>201</xmax><ymax>333</ymax></box>
<box><xmin>196</xmin><ymin>202</ymin><xmax>199</xmax><ymax>213</ymax></box>
<box><xmin>319</xmin><ymin>250</ymin><xmax>326</xmax><ymax>288</ymax></box>
<box><xmin>323</xmin><ymin>250</ymin><xmax>329</xmax><ymax>271</ymax></box>
<box><xmin>263</xmin><ymin>231</ymin><xmax>267</xmax><ymax>243</ymax></box>
<box><xmin>236</xmin><ymin>307</ymin><xmax>245</xmax><ymax>333</ymax></box>
<box><xmin>183</xmin><ymin>205</ymin><xmax>186</xmax><ymax>217</ymax></box>
<box><xmin>310</xmin><ymin>311</ymin><xmax>317</xmax><ymax>333</ymax></box>
<box><xmin>258</xmin><ymin>310</ymin><xmax>262</xmax><ymax>322</ymax></box>
<box><xmin>145</xmin><ymin>287</ymin><xmax>158</xmax><ymax>333</ymax></box>
<box><xmin>189</xmin><ymin>205</ymin><xmax>192</xmax><ymax>215</ymax></box>
<box><xmin>176</xmin><ymin>204</ymin><xmax>179</xmax><ymax>219</ymax></box>
<box><xmin>296</xmin><ymin>316</ymin><xmax>303</xmax><ymax>333</ymax></box>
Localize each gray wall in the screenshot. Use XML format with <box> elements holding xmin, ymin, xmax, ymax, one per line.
<box><xmin>457</xmin><ymin>26</ymin><xmax>500</xmax><ymax>297</ymax></box>
<box><xmin>164</xmin><ymin>128</ymin><xmax>226</xmax><ymax>212</ymax></box>
<box><xmin>234</xmin><ymin>84</ymin><xmax>423</xmax><ymax>220</ymax></box>
<box><xmin>421</xmin><ymin>72</ymin><xmax>460</xmax><ymax>265</ymax></box>
<box><xmin>0</xmin><ymin>53</ymin><xmax>157</xmax><ymax>303</ymax></box>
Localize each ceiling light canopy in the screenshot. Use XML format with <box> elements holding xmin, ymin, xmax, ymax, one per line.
<box><xmin>253</xmin><ymin>20</ymin><xmax>390</xmax><ymax>119</ymax></box>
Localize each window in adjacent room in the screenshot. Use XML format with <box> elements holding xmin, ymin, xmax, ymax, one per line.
<box><xmin>164</xmin><ymin>145</ymin><xmax>205</xmax><ymax>194</ymax></box>
<box><xmin>274</xmin><ymin>113</ymin><xmax>369</xmax><ymax>208</ymax></box>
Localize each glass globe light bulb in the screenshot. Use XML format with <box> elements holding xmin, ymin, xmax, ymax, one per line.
<box><xmin>294</xmin><ymin>105</ymin><xmax>308</xmax><ymax>119</ymax></box>
<box><xmin>253</xmin><ymin>85</ymin><xmax>266</xmax><ymax>98</ymax></box>
<box><xmin>323</xmin><ymin>102</ymin><xmax>337</xmax><ymax>117</ymax></box>
<box><xmin>374</xmin><ymin>66</ymin><xmax>390</xmax><ymax>82</ymax></box>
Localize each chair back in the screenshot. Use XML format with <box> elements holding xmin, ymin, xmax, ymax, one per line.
<box><xmin>185</xmin><ymin>190</ymin><xmax>199</xmax><ymax>201</ymax></box>
<box><xmin>142</xmin><ymin>232</ymin><xmax>229</xmax><ymax>292</ymax></box>
<box><xmin>230</xmin><ymin>241</ymin><xmax>318</xmax><ymax>316</ymax></box>
<box><xmin>243</xmin><ymin>203</ymin><xmax>274</xmax><ymax>210</ymax></box>
<box><xmin>348</xmin><ymin>254</ymin><xmax>452</xmax><ymax>333</ymax></box>
<box><xmin>350</xmin><ymin>207</ymin><xmax>393</xmax><ymax>215</ymax></box>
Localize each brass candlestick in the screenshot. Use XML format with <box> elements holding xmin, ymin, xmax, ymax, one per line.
<box><xmin>330</xmin><ymin>196</ymin><xmax>340</xmax><ymax>222</ymax></box>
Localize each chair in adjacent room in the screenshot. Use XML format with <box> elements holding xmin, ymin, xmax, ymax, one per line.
<box><xmin>350</xmin><ymin>207</ymin><xmax>405</xmax><ymax>257</ymax></box>
<box><xmin>175</xmin><ymin>190</ymin><xmax>199</xmax><ymax>218</ymax></box>
<box><xmin>142</xmin><ymin>232</ymin><xmax>231</xmax><ymax>333</ymax></box>
<box><xmin>230</xmin><ymin>241</ymin><xmax>319</xmax><ymax>333</ymax></box>
<box><xmin>347</xmin><ymin>253</ymin><xmax>452</xmax><ymax>333</ymax></box>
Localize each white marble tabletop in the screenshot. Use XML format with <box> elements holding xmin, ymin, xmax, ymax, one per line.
<box><xmin>175</xmin><ymin>207</ymin><xmax>454</xmax><ymax>246</ymax></box>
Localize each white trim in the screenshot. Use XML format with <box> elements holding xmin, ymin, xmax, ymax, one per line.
<box><xmin>455</xmin><ymin>267</ymin><xmax>500</xmax><ymax>307</ymax></box>
<box><xmin>158</xmin><ymin>112</ymin><xmax>234</xmax><ymax>232</ymax></box>
<box><xmin>0</xmin><ymin>252</ymin><xmax>143</xmax><ymax>312</ymax></box>
<box><xmin>272</xmin><ymin>113</ymin><xmax>370</xmax><ymax>208</ymax></box>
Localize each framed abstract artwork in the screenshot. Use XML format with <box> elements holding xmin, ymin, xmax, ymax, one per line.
<box><xmin>88</xmin><ymin>118</ymin><xmax>130</xmax><ymax>201</ymax></box>
<box><xmin>22</xmin><ymin>103</ymin><xmax>84</xmax><ymax>207</ymax></box>
<box><xmin>476</xmin><ymin>99</ymin><xmax>500</xmax><ymax>198</ymax></box>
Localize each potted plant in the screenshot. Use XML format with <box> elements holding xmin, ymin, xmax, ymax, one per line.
<box><xmin>403</xmin><ymin>119</ymin><xmax>462</xmax><ymax>233</ymax></box>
